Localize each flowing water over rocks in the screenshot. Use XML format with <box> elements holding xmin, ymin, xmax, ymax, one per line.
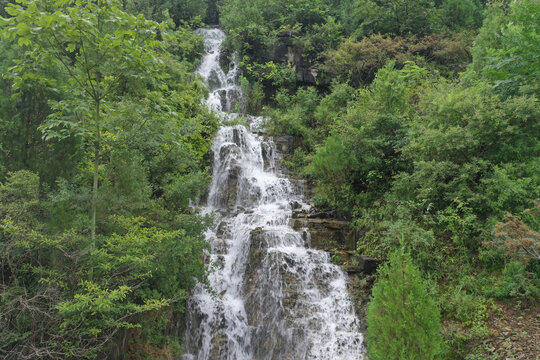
<box><xmin>182</xmin><ymin>28</ymin><xmax>364</xmax><ymax>360</ymax></box>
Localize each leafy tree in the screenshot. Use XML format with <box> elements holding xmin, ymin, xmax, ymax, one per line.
<box><xmin>1</xmin><ymin>0</ymin><xmax>165</xmax><ymax>242</ymax></box>
<box><xmin>441</xmin><ymin>0</ymin><xmax>483</xmax><ymax>30</ymax></box>
<box><xmin>468</xmin><ymin>2</ymin><xmax>506</xmax><ymax>75</ymax></box>
<box><xmin>483</xmin><ymin>0</ymin><xmax>540</xmax><ymax>97</ymax></box>
<box><xmin>0</xmin><ymin>171</ymin><xmax>209</xmax><ymax>358</ymax></box>
<box><xmin>123</xmin><ymin>0</ymin><xmax>208</xmax><ymax>24</ymax></box>
<box><xmin>355</xmin><ymin>0</ymin><xmax>441</xmax><ymax>36</ymax></box>
<box><xmin>366</xmin><ymin>249</ymin><xmax>444</xmax><ymax>360</ymax></box>
<box><xmin>0</xmin><ymin>37</ymin><xmax>80</xmax><ymax>185</ymax></box>
<box><xmin>324</xmin><ymin>32</ymin><xmax>473</xmax><ymax>87</ymax></box>
<box><xmin>397</xmin><ymin>82</ymin><xmax>540</xmax><ymax>218</ymax></box>
<box><xmin>308</xmin><ymin>62</ymin><xmax>424</xmax><ymax>212</ymax></box>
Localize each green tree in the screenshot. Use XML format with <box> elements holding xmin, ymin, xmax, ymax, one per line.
<box><xmin>356</xmin><ymin>0</ymin><xmax>440</xmax><ymax>36</ymax></box>
<box><xmin>0</xmin><ymin>172</ymin><xmax>208</xmax><ymax>358</ymax></box>
<box><xmin>483</xmin><ymin>0</ymin><xmax>540</xmax><ymax>97</ymax></box>
<box><xmin>366</xmin><ymin>249</ymin><xmax>444</xmax><ymax>359</ymax></box>
<box><xmin>307</xmin><ymin>62</ymin><xmax>424</xmax><ymax>212</ymax></box>
<box><xmin>441</xmin><ymin>0</ymin><xmax>483</xmax><ymax>30</ymax></box>
<box><xmin>1</xmin><ymin>0</ymin><xmax>165</xmax><ymax>242</ymax></box>
<box><xmin>123</xmin><ymin>0</ymin><xmax>208</xmax><ymax>24</ymax></box>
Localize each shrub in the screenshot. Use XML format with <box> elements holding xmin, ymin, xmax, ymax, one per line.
<box><xmin>490</xmin><ymin>201</ymin><xmax>540</xmax><ymax>264</ymax></box>
<box><xmin>366</xmin><ymin>249</ymin><xmax>444</xmax><ymax>360</ymax></box>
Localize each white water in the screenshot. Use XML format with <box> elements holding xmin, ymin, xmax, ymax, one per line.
<box><xmin>182</xmin><ymin>28</ymin><xmax>364</xmax><ymax>360</ymax></box>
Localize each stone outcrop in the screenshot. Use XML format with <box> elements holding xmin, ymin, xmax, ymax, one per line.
<box><xmin>290</xmin><ymin>209</ymin><xmax>357</xmax><ymax>251</ymax></box>
<box><xmin>289</xmin><ymin>208</ymin><xmax>381</xmax><ymax>276</ymax></box>
<box><xmin>273</xmin><ymin>135</ymin><xmax>301</xmax><ymax>155</ymax></box>
<box><xmin>268</xmin><ymin>33</ymin><xmax>323</xmax><ymax>86</ymax></box>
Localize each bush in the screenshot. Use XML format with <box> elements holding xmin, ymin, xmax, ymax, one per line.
<box><xmin>324</xmin><ymin>31</ymin><xmax>474</xmax><ymax>86</ymax></box>
<box><xmin>367</xmin><ymin>249</ymin><xmax>444</xmax><ymax>360</ymax></box>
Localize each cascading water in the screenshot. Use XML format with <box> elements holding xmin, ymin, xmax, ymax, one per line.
<box><xmin>182</xmin><ymin>28</ymin><xmax>364</xmax><ymax>360</ymax></box>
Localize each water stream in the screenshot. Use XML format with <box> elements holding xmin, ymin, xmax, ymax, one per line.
<box><xmin>182</xmin><ymin>28</ymin><xmax>364</xmax><ymax>360</ymax></box>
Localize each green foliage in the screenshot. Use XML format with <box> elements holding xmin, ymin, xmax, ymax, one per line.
<box><xmin>123</xmin><ymin>0</ymin><xmax>208</xmax><ymax>25</ymax></box>
<box><xmin>482</xmin><ymin>0</ymin><xmax>540</xmax><ymax>97</ymax></box>
<box><xmin>262</xmin><ymin>3</ymin><xmax>539</xmax><ymax>353</ymax></box>
<box><xmin>481</xmin><ymin>261</ymin><xmax>540</xmax><ymax>299</ymax></box>
<box><xmin>307</xmin><ymin>62</ymin><xmax>425</xmax><ymax>211</ymax></box>
<box><xmin>441</xmin><ymin>0</ymin><xmax>484</xmax><ymax>30</ymax></box>
<box><xmin>309</xmin><ymin>135</ymin><xmax>358</xmax><ymax>211</ymax></box>
<box><xmin>2</xmin><ymin>0</ymin><xmax>169</xmax><ymax>241</ymax></box>
<box><xmin>324</xmin><ymin>31</ymin><xmax>474</xmax><ymax>87</ymax></box>
<box><xmin>0</xmin><ymin>173</ymin><xmax>209</xmax><ymax>358</ymax></box>
<box><xmin>240</xmin><ymin>76</ymin><xmax>265</xmax><ymax>114</ymax></box>
<box><xmin>439</xmin><ymin>288</ymin><xmax>491</xmax><ymax>358</ymax></box>
<box><xmin>468</xmin><ymin>3</ymin><xmax>506</xmax><ymax>75</ymax></box>
<box><xmin>0</xmin><ymin>1</ymin><xmax>215</xmax><ymax>358</ymax></box>
<box><xmin>0</xmin><ymin>170</ymin><xmax>40</xmax><ymax>223</ymax></box>
<box><xmin>355</xmin><ymin>0</ymin><xmax>441</xmax><ymax>37</ymax></box>
<box><xmin>0</xmin><ymin>38</ymin><xmax>78</xmax><ymax>185</ymax></box>
<box><xmin>395</xmin><ymin>81</ymin><xmax>540</xmax><ymax>220</ymax></box>
<box><xmin>367</xmin><ymin>249</ymin><xmax>444</xmax><ymax>360</ymax></box>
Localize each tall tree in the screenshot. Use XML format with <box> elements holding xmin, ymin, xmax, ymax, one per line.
<box><xmin>1</xmin><ymin>0</ymin><xmax>166</xmax><ymax>242</ymax></box>
<box><xmin>367</xmin><ymin>249</ymin><xmax>444</xmax><ymax>359</ymax></box>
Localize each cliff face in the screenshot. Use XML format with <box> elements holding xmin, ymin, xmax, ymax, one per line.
<box><xmin>268</xmin><ymin>34</ymin><xmax>321</xmax><ymax>85</ymax></box>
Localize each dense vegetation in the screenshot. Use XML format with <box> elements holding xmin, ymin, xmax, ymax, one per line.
<box><xmin>219</xmin><ymin>0</ymin><xmax>539</xmax><ymax>358</ymax></box>
<box><xmin>0</xmin><ymin>0</ymin><xmax>216</xmax><ymax>358</ymax></box>
<box><xmin>1</xmin><ymin>0</ymin><xmax>538</xmax><ymax>358</ymax></box>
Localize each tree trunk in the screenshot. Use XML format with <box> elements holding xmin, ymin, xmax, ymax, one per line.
<box><xmin>91</xmin><ymin>100</ymin><xmax>100</xmax><ymax>244</ymax></box>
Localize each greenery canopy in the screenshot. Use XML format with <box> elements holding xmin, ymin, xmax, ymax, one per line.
<box><xmin>0</xmin><ymin>0</ymin><xmax>538</xmax><ymax>358</ymax></box>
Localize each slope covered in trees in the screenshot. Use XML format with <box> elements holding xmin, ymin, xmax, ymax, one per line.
<box><xmin>0</xmin><ymin>0</ymin><xmax>538</xmax><ymax>359</ymax></box>
<box><xmin>0</xmin><ymin>0</ymin><xmax>216</xmax><ymax>358</ymax></box>
<box><xmin>219</xmin><ymin>0</ymin><xmax>539</xmax><ymax>358</ymax></box>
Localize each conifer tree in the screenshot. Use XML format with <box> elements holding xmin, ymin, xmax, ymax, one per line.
<box><xmin>366</xmin><ymin>249</ymin><xmax>444</xmax><ymax>360</ymax></box>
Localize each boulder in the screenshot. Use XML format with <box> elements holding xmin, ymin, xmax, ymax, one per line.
<box><xmin>290</xmin><ymin>217</ymin><xmax>356</xmax><ymax>251</ymax></box>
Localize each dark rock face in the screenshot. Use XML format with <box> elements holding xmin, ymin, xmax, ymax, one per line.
<box><xmin>261</xmin><ymin>142</ymin><xmax>273</xmax><ymax>170</ymax></box>
<box><xmin>268</xmin><ymin>34</ymin><xmax>322</xmax><ymax>86</ymax></box>
<box><xmin>290</xmin><ymin>211</ymin><xmax>357</xmax><ymax>251</ymax></box>
<box><xmin>225</xmin><ymin>88</ymin><xmax>243</xmax><ymax>112</ymax></box>
<box><xmin>343</xmin><ymin>256</ymin><xmax>382</xmax><ymax>275</ymax></box>
<box><xmin>274</xmin><ymin>135</ymin><xmax>300</xmax><ymax>155</ymax></box>
<box><xmin>213</xmin><ymin>143</ymin><xmax>242</xmax><ymax>209</ymax></box>
<box><xmin>356</xmin><ymin>256</ymin><xmax>381</xmax><ymax>274</ymax></box>
<box><xmin>289</xmin><ymin>208</ymin><xmax>381</xmax><ymax>276</ymax></box>
<box><xmin>207</xmin><ymin>69</ymin><xmax>223</xmax><ymax>90</ymax></box>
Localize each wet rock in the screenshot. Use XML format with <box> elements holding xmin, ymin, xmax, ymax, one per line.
<box><xmin>213</xmin><ymin>144</ymin><xmax>242</xmax><ymax>209</ymax></box>
<box><xmin>207</xmin><ymin>69</ymin><xmax>223</xmax><ymax>90</ymax></box>
<box><xmin>274</xmin><ymin>135</ymin><xmax>299</xmax><ymax>155</ymax></box>
<box><xmin>290</xmin><ymin>218</ymin><xmax>356</xmax><ymax>251</ymax></box>
<box><xmin>216</xmin><ymin>221</ymin><xmax>230</xmax><ymax>238</ymax></box>
<box><xmin>356</xmin><ymin>256</ymin><xmax>381</xmax><ymax>274</ymax></box>
<box><xmin>342</xmin><ymin>256</ymin><xmax>381</xmax><ymax>275</ymax></box>
<box><xmin>261</xmin><ymin>142</ymin><xmax>274</xmax><ymax>170</ymax></box>
<box><xmin>290</xmin><ymin>200</ymin><xmax>302</xmax><ymax>210</ymax></box>
<box><xmin>218</xmin><ymin>209</ymin><xmax>228</xmax><ymax>217</ymax></box>
<box><xmin>292</xmin><ymin>208</ymin><xmax>309</xmax><ymax>218</ymax></box>
<box><xmin>219</xmin><ymin>46</ymin><xmax>233</xmax><ymax>70</ymax></box>
<box><xmin>307</xmin><ymin>209</ymin><xmax>335</xmax><ymax>219</ymax></box>
<box><xmin>225</xmin><ymin>88</ymin><xmax>242</xmax><ymax>112</ymax></box>
<box><xmin>213</xmin><ymin>238</ymin><xmax>227</xmax><ymax>255</ymax></box>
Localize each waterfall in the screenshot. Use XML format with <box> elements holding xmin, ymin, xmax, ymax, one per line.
<box><xmin>182</xmin><ymin>28</ymin><xmax>364</xmax><ymax>360</ymax></box>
